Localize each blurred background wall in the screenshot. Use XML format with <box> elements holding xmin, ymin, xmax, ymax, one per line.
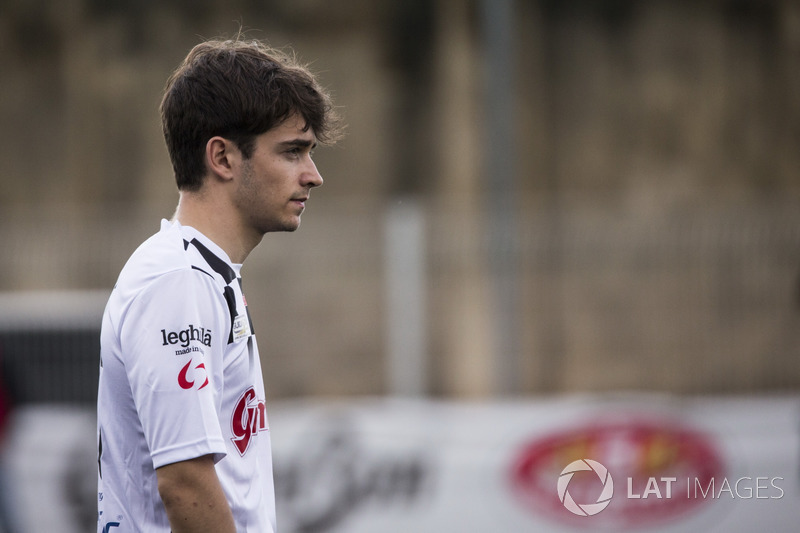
<box><xmin>1</xmin><ymin>0</ymin><xmax>799</xmax><ymax>400</ymax></box>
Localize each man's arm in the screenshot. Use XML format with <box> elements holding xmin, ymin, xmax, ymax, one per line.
<box><xmin>156</xmin><ymin>454</ymin><xmax>236</xmax><ymax>533</ymax></box>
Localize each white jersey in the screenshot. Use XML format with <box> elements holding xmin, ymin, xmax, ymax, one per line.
<box><xmin>97</xmin><ymin>220</ymin><xmax>276</xmax><ymax>533</ymax></box>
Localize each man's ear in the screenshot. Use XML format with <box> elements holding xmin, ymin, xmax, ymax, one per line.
<box><xmin>205</xmin><ymin>136</ymin><xmax>240</xmax><ymax>182</ymax></box>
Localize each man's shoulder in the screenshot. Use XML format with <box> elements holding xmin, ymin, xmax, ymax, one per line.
<box><xmin>117</xmin><ymin>226</ymin><xmax>191</xmax><ymax>291</ymax></box>
<box><xmin>108</xmin><ymin>222</ymin><xmax>233</xmax><ymax>318</ymax></box>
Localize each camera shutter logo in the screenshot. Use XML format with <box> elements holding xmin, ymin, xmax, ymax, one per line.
<box><xmin>557</xmin><ymin>459</ymin><xmax>614</xmax><ymax>516</ymax></box>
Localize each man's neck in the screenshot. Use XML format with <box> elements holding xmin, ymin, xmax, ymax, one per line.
<box><xmin>173</xmin><ymin>192</ymin><xmax>261</xmax><ymax>264</ymax></box>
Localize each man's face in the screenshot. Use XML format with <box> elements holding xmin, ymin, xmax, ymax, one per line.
<box><xmin>234</xmin><ymin>114</ymin><xmax>323</xmax><ymax>234</ymax></box>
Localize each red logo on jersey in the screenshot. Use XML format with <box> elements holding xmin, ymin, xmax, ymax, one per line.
<box><xmin>178</xmin><ymin>360</ymin><xmax>209</xmax><ymax>390</ymax></box>
<box><xmin>231</xmin><ymin>386</ymin><xmax>268</xmax><ymax>455</ymax></box>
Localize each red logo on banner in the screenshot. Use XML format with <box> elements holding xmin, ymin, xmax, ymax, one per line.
<box><xmin>510</xmin><ymin>419</ymin><xmax>724</xmax><ymax>530</ymax></box>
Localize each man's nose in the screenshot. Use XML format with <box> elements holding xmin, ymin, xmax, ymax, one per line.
<box><xmin>303</xmin><ymin>159</ymin><xmax>323</xmax><ymax>188</ymax></box>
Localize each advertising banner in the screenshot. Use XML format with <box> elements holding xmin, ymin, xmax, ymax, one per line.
<box><xmin>269</xmin><ymin>395</ymin><xmax>800</xmax><ymax>533</ymax></box>
<box><xmin>2</xmin><ymin>394</ymin><xmax>799</xmax><ymax>532</ymax></box>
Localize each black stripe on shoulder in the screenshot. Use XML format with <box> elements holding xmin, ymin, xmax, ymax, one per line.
<box><xmin>223</xmin><ymin>286</ymin><xmax>237</xmax><ymax>344</ymax></box>
<box><xmin>187</xmin><ymin>238</ymin><xmax>236</xmax><ymax>284</ymax></box>
<box><xmin>191</xmin><ymin>265</ymin><xmax>214</xmax><ymax>279</ymax></box>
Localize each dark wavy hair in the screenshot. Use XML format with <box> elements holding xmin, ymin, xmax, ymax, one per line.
<box><xmin>160</xmin><ymin>38</ymin><xmax>342</xmax><ymax>191</ymax></box>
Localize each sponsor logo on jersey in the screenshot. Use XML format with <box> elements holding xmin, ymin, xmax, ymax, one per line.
<box><xmin>161</xmin><ymin>324</ymin><xmax>212</xmax><ymax>348</ymax></box>
<box><xmin>98</xmin><ymin>511</ymin><xmax>120</xmax><ymax>532</ymax></box>
<box><xmin>178</xmin><ymin>359</ymin><xmax>209</xmax><ymax>390</ymax></box>
<box><xmin>231</xmin><ymin>386</ymin><xmax>268</xmax><ymax>455</ymax></box>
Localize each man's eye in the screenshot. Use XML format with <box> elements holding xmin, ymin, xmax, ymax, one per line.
<box><xmin>286</xmin><ymin>147</ymin><xmax>314</xmax><ymax>158</ymax></box>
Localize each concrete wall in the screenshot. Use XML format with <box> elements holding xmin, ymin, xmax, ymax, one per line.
<box><xmin>1</xmin><ymin>0</ymin><xmax>799</xmax><ymax>397</ymax></box>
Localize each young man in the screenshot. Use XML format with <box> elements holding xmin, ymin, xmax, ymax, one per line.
<box><xmin>97</xmin><ymin>38</ymin><xmax>340</xmax><ymax>532</ymax></box>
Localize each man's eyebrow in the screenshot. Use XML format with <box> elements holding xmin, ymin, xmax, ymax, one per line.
<box><xmin>279</xmin><ymin>138</ymin><xmax>317</xmax><ymax>149</ymax></box>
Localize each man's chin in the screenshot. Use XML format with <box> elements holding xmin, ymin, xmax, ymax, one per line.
<box><xmin>286</xmin><ymin>216</ymin><xmax>302</xmax><ymax>232</ymax></box>
<box><xmin>262</xmin><ymin>218</ymin><xmax>301</xmax><ymax>234</ymax></box>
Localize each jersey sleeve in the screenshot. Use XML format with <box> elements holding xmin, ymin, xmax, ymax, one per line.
<box><xmin>119</xmin><ymin>268</ymin><xmax>229</xmax><ymax>469</ymax></box>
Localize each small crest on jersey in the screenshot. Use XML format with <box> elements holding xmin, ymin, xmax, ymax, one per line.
<box><xmin>232</xmin><ymin>314</ymin><xmax>251</xmax><ymax>342</ymax></box>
